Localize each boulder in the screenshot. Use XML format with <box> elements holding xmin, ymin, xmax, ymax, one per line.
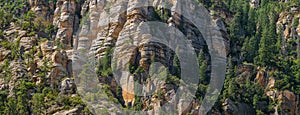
<box><xmin>60</xmin><ymin>78</ymin><xmax>76</xmax><ymax>95</ymax></box>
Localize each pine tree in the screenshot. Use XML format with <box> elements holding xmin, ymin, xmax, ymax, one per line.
<box><xmin>242</xmin><ymin>37</ymin><xmax>250</xmax><ymax>62</ymax></box>
<box><xmin>246</xmin><ymin>8</ymin><xmax>257</xmax><ymax>36</ymax></box>
<box><xmin>229</xmin><ymin>11</ymin><xmax>244</xmax><ymax>65</ymax></box>
<box><xmin>255</xmin><ymin>13</ymin><xmax>277</xmax><ymax>67</ymax></box>
<box><xmin>198</xmin><ymin>50</ymin><xmax>208</xmax><ymax>84</ymax></box>
<box><xmin>276</xmin><ymin>26</ymin><xmax>284</xmax><ymax>56</ymax></box>
<box><xmin>173</xmin><ymin>55</ymin><xmax>180</xmax><ymax>76</ymax></box>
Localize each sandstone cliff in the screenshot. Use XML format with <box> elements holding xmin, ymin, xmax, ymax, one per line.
<box><xmin>0</xmin><ymin>0</ymin><xmax>300</xmax><ymax>114</ymax></box>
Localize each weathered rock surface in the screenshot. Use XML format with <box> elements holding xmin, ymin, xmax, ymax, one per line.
<box><xmin>222</xmin><ymin>99</ymin><xmax>255</xmax><ymax>115</ymax></box>
<box><xmin>6</xmin><ymin>0</ymin><xmax>300</xmax><ymax>114</ymax></box>
<box><xmin>74</xmin><ymin>0</ymin><xmax>227</xmax><ymax>114</ymax></box>
<box><xmin>255</xmin><ymin>67</ymin><xmax>268</xmax><ymax>88</ymax></box>
<box><xmin>278</xmin><ymin>90</ymin><xmax>299</xmax><ymax>115</ymax></box>
<box><xmin>276</xmin><ymin>7</ymin><xmax>300</xmax><ymax>57</ymax></box>
<box><xmin>254</xmin><ymin>67</ymin><xmax>300</xmax><ymax>115</ymax></box>
<box><xmin>48</xmin><ymin>50</ymin><xmax>69</xmax><ymax>88</ymax></box>
<box><xmin>60</xmin><ymin>78</ymin><xmax>76</xmax><ymax>95</ymax></box>
<box><xmin>29</xmin><ymin>0</ymin><xmax>53</xmax><ymax>21</ymax></box>
<box><xmin>250</xmin><ymin>0</ymin><xmax>260</xmax><ymax>9</ymax></box>
<box><xmin>53</xmin><ymin>0</ymin><xmax>80</xmax><ymax>49</ymax></box>
<box><xmin>40</xmin><ymin>40</ymin><xmax>54</xmax><ymax>56</ymax></box>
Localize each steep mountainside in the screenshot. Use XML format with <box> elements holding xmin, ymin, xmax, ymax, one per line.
<box><xmin>0</xmin><ymin>0</ymin><xmax>299</xmax><ymax>114</ymax></box>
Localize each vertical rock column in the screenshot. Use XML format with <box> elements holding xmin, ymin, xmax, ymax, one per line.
<box><xmin>53</xmin><ymin>0</ymin><xmax>78</xmax><ymax>49</ymax></box>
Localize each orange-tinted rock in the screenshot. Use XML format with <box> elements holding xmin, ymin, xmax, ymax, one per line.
<box><xmin>53</xmin><ymin>0</ymin><xmax>79</xmax><ymax>49</ymax></box>
<box><xmin>255</xmin><ymin>67</ymin><xmax>268</xmax><ymax>88</ymax></box>
<box><xmin>278</xmin><ymin>90</ymin><xmax>298</xmax><ymax>115</ymax></box>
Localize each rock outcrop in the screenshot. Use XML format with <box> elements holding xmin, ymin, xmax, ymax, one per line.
<box><xmin>29</xmin><ymin>0</ymin><xmax>53</xmax><ymax>21</ymax></box>
<box><xmin>5</xmin><ymin>0</ymin><xmax>300</xmax><ymax>114</ymax></box>
<box><xmin>255</xmin><ymin>68</ymin><xmax>300</xmax><ymax>115</ymax></box>
<box><xmin>276</xmin><ymin>6</ymin><xmax>300</xmax><ymax>57</ymax></box>
<box><xmin>250</xmin><ymin>0</ymin><xmax>260</xmax><ymax>9</ymax></box>
<box><xmin>74</xmin><ymin>0</ymin><xmax>228</xmax><ymax>114</ymax></box>
<box><xmin>40</xmin><ymin>41</ymin><xmax>54</xmax><ymax>56</ymax></box>
<box><xmin>222</xmin><ymin>99</ymin><xmax>255</xmax><ymax>115</ymax></box>
<box><xmin>277</xmin><ymin>90</ymin><xmax>299</xmax><ymax>115</ymax></box>
<box><xmin>53</xmin><ymin>0</ymin><xmax>80</xmax><ymax>49</ymax></box>
<box><xmin>60</xmin><ymin>78</ymin><xmax>76</xmax><ymax>95</ymax></box>
<box><xmin>255</xmin><ymin>67</ymin><xmax>268</xmax><ymax>88</ymax></box>
<box><xmin>48</xmin><ymin>50</ymin><xmax>69</xmax><ymax>88</ymax></box>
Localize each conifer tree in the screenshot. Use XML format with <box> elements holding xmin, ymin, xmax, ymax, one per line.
<box><xmin>255</xmin><ymin>13</ymin><xmax>277</xmax><ymax>67</ymax></box>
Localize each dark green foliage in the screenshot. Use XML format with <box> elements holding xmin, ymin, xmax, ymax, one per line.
<box><xmin>229</xmin><ymin>11</ymin><xmax>245</xmax><ymax>65</ymax></box>
<box><xmin>31</xmin><ymin>93</ymin><xmax>45</xmax><ymax>114</ymax></box>
<box><xmin>97</xmin><ymin>47</ymin><xmax>113</xmax><ymax>76</ymax></box>
<box><xmin>133</xmin><ymin>96</ymin><xmax>143</xmax><ymax>110</ymax></box>
<box><xmin>242</xmin><ymin>36</ymin><xmax>259</xmax><ymax>63</ymax></box>
<box><xmin>57</xmin><ymin>95</ymin><xmax>83</xmax><ymax>109</ymax></box>
<box><xmin>214</xmin><ymin>0</ymin><xmax>300</xmax><ymax>114</ymax></box>
<box><xmin>173</xmin><ymin>55</ymin><xmax>181</xmax><ymax>77</ymax></box>
<box><xmin>15</xmin><ymin>81</ymin><xmax>35</xmax><ymax>114</ymax></box>
<box><xmin>4</xmin><ymin>97</ymin><xmax>18</xmax><ymax>115</ymax></box>
<box><xmin>45</xmin><ymin>24</ymin><xmax>58</xmax><ymax>38</ymax></box>
<box><xmin>195</xmin><ymin>50</ymin><xmax>210</xmax><ymax>100</ymax></box>
<box><xmin>196</xmin><ymin>0</ymin><xmax>212</xmax><ymax>8</ymax></box>
<box><xmin>0</xmin><ymin>9</ymin><xmax>14</xmax><ymax>30</ymax></box>
<box><xmin>0</xmin><ymin>90</ymin><xmax>8</xmax><ymax>113</ymax></box>
<box><xmin>20</xmin><ymin>10</ymin><xmax>36</xmax><ymax>31</ymax></box>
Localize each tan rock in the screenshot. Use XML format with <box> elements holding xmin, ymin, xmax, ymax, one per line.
<box><xmin>250</xmin><ymin>0</ymin><xmax>260</xmax><ymax>9</ymax></box>
<box><xmin>53</xmin><ymin>107</ymin><xmax>81</xmax><ymax>115</ymax></box>
<box><xmin>121</xmin><ymin>75</ymin><xmax>135</xmax><ymax>107</ymax></box>
<box><xmin>29</xmin><ymin>0</ymin><xmax>52</xmax><ymax>21</ymax></box>
<box><xmin>48</xmin><ymin>51</ymin><xmax>68</xmax><ymax>88</ymax></box>
<box><xmin>284</xmin><ymin>27</ymin><xmax>291</xmax><ymax>39</ymax></box>
<box><xmin>60</xmin><ymin>78</ymin><xmax>76</xmax><ymax>95</ymax></box>
<box><xmin>40</xmin><ymin>41</ymin><xmax>54</xmax><ymax>55</ymax></box>
<box><xmin>0</xmin><ymin>49</ymin><xmax>10</xmax><ymax>62</ymax></box>
<box><xmin>19</xmin><ymin>37</ymin><xmax>37</xmax><ymax>51</ymax></box>
<box><xmin>278</xmin><ymin>90</ymin><xmax>298</xmax><ymax>115</ymax></box>
<box><xmin>53</xmin><ymin>0</ymin><xmax>79</xmax><ymax>49</ymax></box>
<box><xmin>75</xmin><ymin>0</ymin><xmax>229</xmax><ymax>112</ymax></box>
<box><xmin>255</xmin><ymin>67</ymin><xmax>268</xmax><ymax>88</ymax></box>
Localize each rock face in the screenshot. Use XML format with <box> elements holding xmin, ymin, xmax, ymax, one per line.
<box><xmin>20</xmin><ymin>36</ymin><xmax>37</xmax><ymax>52</ymax></box>
<box><xmin>53</xmin><ymin>0</ymin><xmax>80</xmax><ymax>49</ymax></box>
<box><xmin>9</xmin><ymin>0</ymin><xmax>300</xmax><ymax>114</ymax></box>
<box><xmin>236</xmin><ymin>64</ymin><xmax>254</xmax><ymax>84</ymax></box>
<box><xmin>60</xmin><ymin>78</ymin><xmax>76</xmax><ymax>95</ymax></box>
<box><xmin>269</xmin><ymin>6</ymin><xmax>300</xmax><ymax>115</ymax></box>
<box><xmin>40</xmin><ymin>41</ymin><xmax>54</xmax><ymax>55</ymax></box>
<box><xmin>48</xmin><ymin>50</ymin><xmax>69</xmax><ymax>89</ymax></box>
<box><xmin>74</xmin><ymin>0</ymin><xmax>227</xmax><ymax>114</ymax></box>
<box><xmin>255</xmin><ymin>69</ymin><xmax>300</xmax><ymax>115</ymax></box>
<box><xmin>277</xmin><ymin>9</ymin><xmax>300</xmax><ymax>40</ymax></box>
<box><xmin>29</xmin><ymin>0</ymin><xmax>53</xmax><ymax>21</ymax></box>
<box><xmin>276</xmin><ymin>7</ymin><xmax>300</xmax><ymax>57</ymax></box>
<box><xmin>250</xmin><ymin>0</ymin><xmax>260</xmax><ymax>9</ymax></box>
<box><xmin>0</xmin><ymin>49</ymin><xmax>10</xmax><ymax>62</ymax></box>
<box><xmin>255</xmin><ymin>67</ymin><xmax>268</xmax><ymax>88</ymax></box>
<box><xmin>222</xmin><ymin>99</ymin><xmax>255</xmax><ymax>115</ymax></box>
<box><xmin>277</xmin><ymin>90</ymin><xmax>298</xmax><ymax>115</ymax></box>
<box><xmin>122</xmin><ymin>76</ymin><xmax>135</xmax><ymax>107</ymax></box>
<box><xmin>53</xmin><ymin>107</ymin><xmax>82</xmax><ymax>115</ymax></box>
